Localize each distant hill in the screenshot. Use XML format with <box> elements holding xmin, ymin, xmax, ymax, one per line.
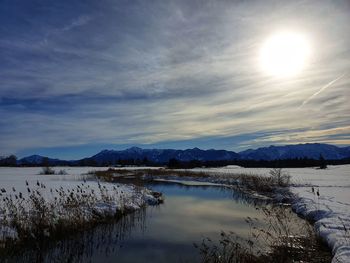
<box><xmin>17</xmin><ymin>155</ymin><xmax>69</xmax><ymax>166</ymax></box>
<box><xmin>239</xmin><ymin>143</ymin><xmax>350</xmax><ymax>161</ymax></box>
<box><xmin>89</xmin><ymin>147</ymin><xmax>239</xmax><ymax>165</ymax></box>
<box><xmin>12</xmin><ymin>143</ymin><xmax>350</xmax><ymax>166</ymax></box>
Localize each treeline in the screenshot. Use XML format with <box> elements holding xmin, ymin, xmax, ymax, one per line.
<box><xmin>0</xmin><ymin>156</ymin><xmax>159</xmax><ymax>167</ymax></box>
<box><xmin>75</xmin><ymin>157</ymin><xmax>158</xmax><ymax>167</ymax></box>
<box><xmin>1</xmin><ymin>155</ymin><xmax>350</xmax><ymax>168</ymax></box>
<box><xmin>0</xmin><ymin>155</ymin><xmax>17</xmax><ymax>166</ymax></box>
<box><xmin>167</xmin><ymin>156</ymin><xmax>350</xmax><ymax>169</ymax></box>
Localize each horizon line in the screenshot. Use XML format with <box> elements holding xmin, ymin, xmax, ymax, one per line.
<box><xmin>12</xmin><ymin>142</ymin><xmax>350</xmax><ymax>161</ymax></box>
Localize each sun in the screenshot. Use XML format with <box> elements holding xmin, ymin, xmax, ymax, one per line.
<box><xmin>259</xmin><ymin>31</ymin><xmax>311</xmax><ymax>77</ymax></box>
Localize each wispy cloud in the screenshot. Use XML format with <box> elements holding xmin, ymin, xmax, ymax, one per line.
<box><xmin>62</xmin><ymin>15</ymin><xmax>92</xmax><ymax>31</ymax></box>
<box><xmin>0</xmin><ymin>0</ymin><xmax>349</xmax><ymax>156</ymax></box>
<box><xmin>300</xmin><ymin>73</ymin><xmax>347</xmax><ymax>107</ymax></box>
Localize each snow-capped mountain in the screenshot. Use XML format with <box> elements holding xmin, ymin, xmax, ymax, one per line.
<box><xmin>15</xmin><ymin>143</ymin><xmax>350</xmax><ymax>166</ymax></box>
<box><xmin>18</xmin><ymin>155</ymin><xmax>46</xmax><ymax>164</ymax></box>
<box><xmin>238</xmin><ymin>143</ymin><xmax>350</xmax><ymax>161</ymax></box>
<box><xmin>90</xmin><ymin>147</ymin><xmax>239</xmax><ymax>164</ymax></box>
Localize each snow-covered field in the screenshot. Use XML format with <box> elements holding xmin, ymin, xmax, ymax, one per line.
<box><xmin>192</xmin><ymin>165</ymin><xmax>350</xmax><ymax>263</ymax></box>
<box><xmin>0</xmin><ymin>165</ymin><xmax>349</xmax><ymax>262</ymax></box>
<box><xmin>0</xmin><ymin>166</ymin><xmax>130</xmax><ymax>200</ymax></box>
<box><xmin>0</xmin><ymin>167</ymin><xmax>157</xmax><ymax>242</ymax></box>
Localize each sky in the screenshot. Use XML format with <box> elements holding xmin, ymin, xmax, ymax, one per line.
<box><xmin>1</xmin><ymin>0</ymin><xmax>350</xmax><ymax>159</ymax></box>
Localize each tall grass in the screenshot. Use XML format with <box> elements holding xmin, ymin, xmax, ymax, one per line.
<box><xmin>0</xmin><ymin>180</ymin><xmax>144</xmax><ymax>250</ymax></box>
<box><xmin>1</xmin><ymin>208</ymin><xmax>147</xmax><ymax>262</ymax></box>
<box><xmin>92</xmin><ymin>168</ymin><xmax>292</xmax><ymax>199</ymax></box>
<box><xmin>39</xmin><ymin>166</ymin><xmax>55</xmax><ymax>175</ymax></box>
<box><xmin>39</xmin><ymin>167</ymin><xmax>68</xmax><ymax>175</ymax></box>
<box><xmin>195</xmin><ymin>206</ymin><xmax>331</xmax><ymax>263</ymax></box>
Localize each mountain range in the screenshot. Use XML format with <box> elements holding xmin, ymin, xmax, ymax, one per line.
<box><xmin>13</xmin><ymin>143</ymin><xmax>350</xmax><ymax>166</ymax></box>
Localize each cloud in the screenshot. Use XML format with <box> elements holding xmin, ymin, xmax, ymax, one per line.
<box><xmin>301</xmin><ymin>73</ymin><xmax>347</xmax><ymax>107</ymax></box>
<box><xmin>61</xmin><ymin>15</ymin><xmax>92</xmax><ymax>32</ymax></box>
<box><xmin>0</xmin><ymin>0</ymin><xmax>349</xmax><ymax>155</ymax></box>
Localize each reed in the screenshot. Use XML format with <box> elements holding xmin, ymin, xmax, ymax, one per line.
<box><xmin>195</xmin><ymin>206</ymin><xmax>331</xmax><ymax>263</ymax></box>
<box><xmin>0</xmin><ymin>180</ymin><xmax>145</xmax><ymax>251</ymax></box>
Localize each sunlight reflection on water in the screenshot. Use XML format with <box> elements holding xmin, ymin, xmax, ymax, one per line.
<box><xmin>5</xmin><ymin>183</ymin><xmax>266</xmax><ymax>263</ymax></box>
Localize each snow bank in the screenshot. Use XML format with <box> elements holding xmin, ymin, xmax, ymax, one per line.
<box><xmin>0</xmin><ymin>167</ymin><xmax>159</xmax><ymax>242</ymax></box>
<box><xmin>292</xmin><ymin>188</ymin><xmax>350</xmax><ymax>263</ymax></box>
<box><xmin>191</xmin><ymin>165</ymin><xmax>350</xmax><ymax>262</ymax></box>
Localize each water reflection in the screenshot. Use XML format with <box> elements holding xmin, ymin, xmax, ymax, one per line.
<box><xmin>148</xmin><ymin>181</ymin><xmax>269</xmax><ymax>207</ymax></box>
<box><xmin>2</xmin><ymin>183</ymin><xmax>265</xmax><ymax>263</ymax></box>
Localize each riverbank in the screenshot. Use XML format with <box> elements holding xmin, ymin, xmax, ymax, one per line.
<box><xmin>0</xmin><ymin>167</ymin><xmax>161</xmax><ymax>251</ymax></box>
<box><xmin>197</xmin><ymin>165</ymin><xmax>350</xmax><ymax>263</ymax></box>
<box><xmin>0</xmin><ymin>165</ymin><xmax>347</xmax><ymax>262</ymax></box>
<box><xmin>92</xmin><ymin>165</ymin><xmax>349</xmax><ymax>263</ymax></box>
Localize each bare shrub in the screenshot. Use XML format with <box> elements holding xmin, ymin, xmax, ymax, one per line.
<box><xmin>38</xmin><ymin>168</ymin><xmax>67</xmax><ymax>175</ymax></box>
<box><xmin>39</xmin><ymin>167</ymin><xmax>55</xmax><ymax>175</ymax></box>
<box><xmin>196</xmin><ymin>206</ymin><xmax>331</xmax><ymax>263</ymax></box>
<box><xmin>269</xmin><ymin>168</ymin><xmax>290</xmax><ymax>187</ymax></box>
<box><xmin>93</xmin><ymin>168</ymin><xmax>209</xmax><ymax>182</ymax></box>
<box><xmin>92</xmin><ymin>168</ymin><xmax>291</xmax><ymax>197</ymax></box>
<box><xmin>57</xmin><ymin>169</ymin><xmax>68</xmax><ymax>175</ymax></box>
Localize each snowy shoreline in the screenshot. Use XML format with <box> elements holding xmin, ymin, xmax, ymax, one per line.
<box><xmin>0</xmin><ymin>165</ymin><xmax>349</xmax><ymax>262</ymax></box>
<box><xmin>188</xmin><ymin>165</ymin><xmax>350</xmax><ymax>263</ymax></box>
<box><xmin>0</xmin><ymin>167</ymin><xmax>159</xmax><ymax>244</ymax></box>
<box><xmin>291</xmin><ymin>191</ymin><xmax>350</xmax><ymax>263</ymax></box>
<box><xmin>107</xmin><ymin>165</ymin><xmax>349</xmax><ymax>263</ymax></box>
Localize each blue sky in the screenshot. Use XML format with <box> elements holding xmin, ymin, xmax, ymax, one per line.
<box><xmin>1</xmin><ymin>0</ymin><xmax>350</xmax><ymax>159</ymax></box>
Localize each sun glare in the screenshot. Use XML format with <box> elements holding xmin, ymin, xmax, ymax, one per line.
<box><xmin>260</xmin><ymin>31</ymin><xmax>311</xmax><ymax>77</ymax></box>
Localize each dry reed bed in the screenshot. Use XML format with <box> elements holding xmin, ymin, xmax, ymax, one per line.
<box><xmin>0</xmin><ymin>180</ymin><xmax>155</xmax><ymax>249</ymax></box>
<box><xmin>92</xmin><ymin>168</ymin><xmax>292</xmax><ymax>200</ymax></box>
<box><xmin>196</xmin><ymin>206</ymin><xmax>331</xmax><ymax>263</ymax></box>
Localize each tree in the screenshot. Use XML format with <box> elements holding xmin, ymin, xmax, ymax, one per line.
<box><xmin>168</xmin><ymin>158</ymin><xmax>181</xmax><ymax>168</ymax></box>
<box><xmin>142</xmin><ymin>157</ymin><xmax>149</xmax><ymax>166</ymax></box>
<box><xmin>0</xmin><ymin>155</ymin><xmax>17</xmax><ymax>166</ymax></box>
<box><xmin>269</xmin><ymin>168</ymin><xmax>290</xmax><ymax>186</ymax></box>
<box><xmin>8</xmin><ymin>155</ymin><xmax>17</xmax><ymax>166</ymax></box>
<box><xmin>41</xmin><ymin>157</ymin><xmax>50</xmax><ymax>167</ymax></box>
<box><xmin>319</xmin><ymin>154</ymin><xmax>327</xmax><ymax>169</ymax></box>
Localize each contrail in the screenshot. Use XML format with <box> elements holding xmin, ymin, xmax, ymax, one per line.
<box><xmin>300</xmin><ymin>73</ymin><xmax>347</xmax><ymax>107</ymax></box>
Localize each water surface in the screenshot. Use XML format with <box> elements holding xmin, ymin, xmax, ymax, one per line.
<box><xmin>4</xmin><ymin>182</ymin><xmax>265</xmax><ymax>263</ymax></box>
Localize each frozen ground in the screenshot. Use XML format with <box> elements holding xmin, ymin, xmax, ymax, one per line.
<box><xmin>73</xmin><ymin>164</ymin><xmax>348</xmax><ymax>262</ymax></box>
<box><xmin>0</xmin><ymin>167</ymin><xmax>157</xmax><ymax>242</ymax></box>
<box><xmin>0</xmin><ymin>165</ymin><xmax>348</xmax><ymax>262</ymax></box>
<box><xmin>0</xmin><ymin>166</ymin><xmax>138</xmax><ymax>200</ymax></box>
<box><xmin>191</xmin><ymin>165</ymin><xmax>350</xmax><ymax>263</ymax></box>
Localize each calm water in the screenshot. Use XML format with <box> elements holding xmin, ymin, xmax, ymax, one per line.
<box><xmin>4</xmin><ymin>182</ymin><xmax>265</xmax><ymax>263</ymax></box>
